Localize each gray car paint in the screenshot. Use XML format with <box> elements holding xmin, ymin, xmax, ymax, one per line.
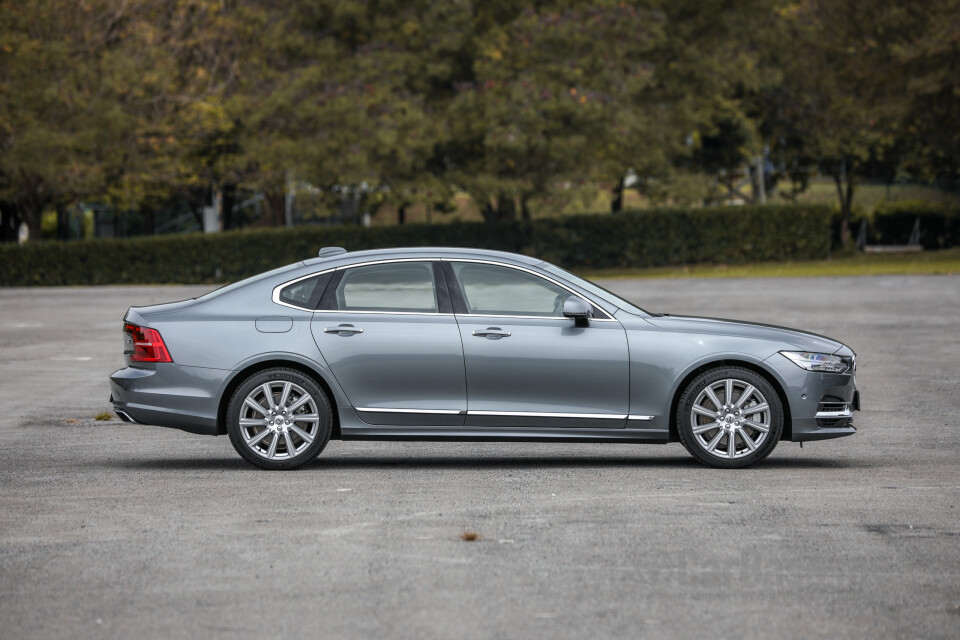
<box><xmin>109</xmin><ymin>247</ymin><xmax>858</xmax><ymax>444</ymax></box>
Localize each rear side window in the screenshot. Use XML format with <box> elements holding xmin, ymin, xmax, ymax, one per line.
<box><xmin>277</xmin><ymin>272</ymin><xmax>333</xmax><ymax>309</ymax></box>
<box><xmin>451</xmin><ymin>262</ymin><xmax>569</xmax><ymax>317</ymax></box>
<box><xmin>335</xmin><ymin>262</ymin><xmax>438</xmax><ymax>313</ymax></box>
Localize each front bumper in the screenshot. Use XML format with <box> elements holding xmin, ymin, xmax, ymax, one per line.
<box><xmin>109</xmin><ymin>363</ymin><xmax>227</xmax><ymax>436</ymax></box>
<box><xmin>766</xmin><ymin>354</ymin><xmax>860</xmax><ymax>442</ymax></box>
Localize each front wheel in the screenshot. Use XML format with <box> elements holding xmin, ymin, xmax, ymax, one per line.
<box><xmin>227</xmin><ymin>368</ymin><xmax>332</xmax><ymax>470</ymax></box>
<box><xmin>676</xmin><ymin>366</ymin><xmax>783</xmax><ymax>469</ymax></box>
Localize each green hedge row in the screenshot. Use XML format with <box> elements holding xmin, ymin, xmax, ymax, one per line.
<box><xmin>869</xmin><ymin>201</ymin><xmax>960</xmax><ymax>250</ymax></box>
<box><xmin>0</xmin><ymin>205</ymin><xmax>831</xmax><ymax>286</ymax></box>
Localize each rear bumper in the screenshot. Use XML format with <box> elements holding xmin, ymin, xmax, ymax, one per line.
<box><xmin>109</xmin><ymin>364</ymin><xmax>227</xmax><ymax>436</ymax></box>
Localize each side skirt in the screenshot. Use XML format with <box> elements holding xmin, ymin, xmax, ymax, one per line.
<box><xmin>340</xmin><ymin>426</ymin><xmax>669</xmax><ymax>444</ymax></box>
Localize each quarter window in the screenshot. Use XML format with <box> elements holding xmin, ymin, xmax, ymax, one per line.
<box><xmin>277</xmin><ymin>272</ymin><xmax>332</xmax><ymax>309</ymax></box>
<box><xmin>336</xmin><ymin>262</ymin><xmax>438</xmax><ymax>313</ymax></box>
<box><xmin>451</xmin><ymin>262</ymin><xmax>569</xmax><ymax>317</ymax></box>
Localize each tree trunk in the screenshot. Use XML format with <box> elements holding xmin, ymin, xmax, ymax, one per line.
<box><xmin>520</xmin><ymin>194</ymin><xmax>532</xmax><ymax>221</ymax></box>
<box><xmin>220</xmin><ymin>184</ymin><xmax>238</xmax><ymax>230</ymax></box>
<box><xmin>611</xmin><ymin>176</ymin><xmax>625</xmax><ymax>212</ymax></box>
<box><xmin>397</xmin><ymin>204</ymin><xmax>406</xmax><ymax>225</ymax></box>
<box><xmin>497</xmin><ymin>192</ymin><xmax>516</xmax><ymax>221</ymax></box>
<box><xmin>0</xmin><ymin>202</ymin><xmax>20</xmax><ymax>243</ymax></box>
<box><xmin>20</xmin><ymin>200</ymin><xmax>43</xmax><ymax>243</ymax></box>
<box><xmin>833</xmin><ymin>157</ymin><xmax>857</xmax><ymax>249</ymax></box>
<box><xmin>265</xmin><ymin>191</ymin><xmax>286</xmax><ymax>226</ymax></box>
<box><xmin>480</xmin><ymin>193</ymin><xmax>517</xmax><ymax>223</ymax></box>
<box><xmin>56</xmin><ymin>204</ymin><xmax>70</xmax><ymax>240</ymax></box>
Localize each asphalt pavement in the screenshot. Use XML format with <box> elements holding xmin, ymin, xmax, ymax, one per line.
<box><xmin>1</xmin><ymin>275</ymin><xmax>958</xmax><ymax>639</ymax></box>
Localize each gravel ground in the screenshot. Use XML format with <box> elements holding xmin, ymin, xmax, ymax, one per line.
<box><xmin>0</xmin><ymin>275</ymin><xmax>958</xmax><ymax>639</ymax></box>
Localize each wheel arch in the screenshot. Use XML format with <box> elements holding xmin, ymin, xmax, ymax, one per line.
<box><xmin>667</xmin><ymin>358</ymin><xmax>792</xmax><ymax>442</ymax></box>
<box><xmin>217</xmin><ymin>356</ymin><xmax>342</xmax><ymax>439</ymax></box>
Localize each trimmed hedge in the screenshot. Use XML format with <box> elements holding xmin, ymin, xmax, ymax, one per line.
<box><xmin>870</xmin><ymin>201</ymin><xmax>959</xmax><ymax>250</ymax></box>
<box><xmin>0</xmin><ymin>204</ymin><xmax>831</xmax><ymax>286</ymax></box>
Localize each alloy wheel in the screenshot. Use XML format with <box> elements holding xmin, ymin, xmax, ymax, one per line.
<box><xmin>238</xmin><ymin>380</ymin><xmax>321</xmax><ymax>461</ymax></box>
<box><xmin>689</xmin><ymin>378</ymin><xmax>771</xmax><ymax>460</ymax></box>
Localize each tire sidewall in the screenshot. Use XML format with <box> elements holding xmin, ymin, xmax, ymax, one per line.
<box><xmin>226</xmin><ymin>368</ymin><xmax>332</xmax><ymax>470</ymax></box>
<box><xmin>677</xmin><ymin>366</ymin><xmax>783</xmax><ymax>469</ymax></box>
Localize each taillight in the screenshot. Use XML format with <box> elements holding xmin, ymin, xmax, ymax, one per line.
<box><xmin>123</xmin><ymin>322</ymin><xmax>173</xmax><ymax>363</ymax></box>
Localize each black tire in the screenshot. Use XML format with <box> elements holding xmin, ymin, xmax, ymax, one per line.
<box><xmin>676</xmin><ymin>366</ymin><xmax>783</xmax><ymax>469</ymax></box>
<box><xmin>226</xmin><ymin>367</ymin><xmax>332</xmax><ymax>470</ymax></box>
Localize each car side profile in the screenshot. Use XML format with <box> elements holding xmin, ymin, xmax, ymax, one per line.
<box><xmin>109</xmin><ymin>246</ymin><xmax>859</xmax><ymax>470</ymax></box>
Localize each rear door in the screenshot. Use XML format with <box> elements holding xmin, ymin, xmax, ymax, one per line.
<box><xmin>445</xmin><ymin>260</ymin><xmax>630</xmax><ymax>429</ymax></box>
<box><xmin>311</xmin><ymin>260</ymin><xmax>466</xmax><ymax>426</ymax></box>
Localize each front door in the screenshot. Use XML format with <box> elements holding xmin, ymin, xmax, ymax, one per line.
<box><xmin>311</xmin><ymin>260</ymin><xmax>466</xmax><ymax>426</ymax></box>
<box><xmin>445</xmin><ymin>261</ymin><xmax>629</xmax><ymax>428</ymax></box>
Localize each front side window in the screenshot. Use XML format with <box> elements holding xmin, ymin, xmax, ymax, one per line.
<box><xmin>336</xmin><ymin>262</ymin><xmax>438</xmax><ymax>313</ymax></box>
<box><xmin>451</xmin><ymin>262</ymin><xmax>569</xmax><ymax>317</ymax></box>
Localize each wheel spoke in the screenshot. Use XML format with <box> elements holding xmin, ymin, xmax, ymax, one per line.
<box><xmin>239</xmin><ymin>418</ymin><xmax>266</xmax><ymax>428</ymax></box>
<box><xmin>739</xmin><ymin>427</ymin><xmax>757</xmax><ymax>451</ymax></box>
<box><xmin>741</xmin><ymin>417</ymin><xmax>769</xmax><ymax>433</ymax></box>
<box><xmin>283</xmin><ymin>431</ymin><xmax>297</xmax><ymax>457</ymax></box>
<box><xmin>693</xmin><ymin>405</ymin><xmax>718</xmax><ymax>419</ymax></box>
<box><xmin>693</xmin><ymin>421</ymin><xmax>719</xmax><ymax>435</ymax></box>
<box><xmin>244</xmin><ymin>398</ymin><xmax>269</xmax><ymax>416</ymax></box>
<box><xmin>734</xmin><ymin>385</ymin><xmax>756</xmax><ymax>410</ymax></box>
<box><xmin>287</xmin><ymin>394</ymin><xmax>310</xmax><ymax>413</ymax></box>
<box><xmin>724</xmin><ymin>379</ymin><xmax>734</xmax><ymax>406</ymax></box>
<box><xmin>246</xmin><ymin>428</ymin><xmax>272</xmax><ymax>446</ymax></box>
<box><xmin>278</xmin><ymin>382</ymin><xmax>292</xmax><ymax>410</ymax></box>
<box><xmin>705</xmin><ymin>430</ymin><xmax>725</xmax><ymax>452</ymax></box>
<box><xmin>704</xmin><ymin>386</ymin><xmax>723</xmax><ymax>412</ymax></box>
<box><xmin>266</xmin><ymin>432</ymin><xmax>279</xmax><ymax>458</ymax></box>
<box><xmin>291</xmin><ymin>413</ymin><xmax>319</xmax><ymax>423</ymax></box>
<box><xmin>290</xmin><ymin>424</ymin><xmax>314</xmax><ymax>444</ymax></box>
<box><xmin>261</xmin><ymin>383</ymin><xmax>275</xmax><ymax>409</ymax></box>
<box><xmin>742</xmin><ymin>403</ymin><xmax>769</xmax><ymax>416</ymax></box>
<box><xmin>727</xmin><ymin>432</ymin><xmax>736</xmax><ymax>458</ymax></box>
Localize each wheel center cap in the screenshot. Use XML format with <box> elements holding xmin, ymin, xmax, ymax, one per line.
<box><xmin>725</xmin><ymin>414</ymin><xmax>734</xmax><ymax>423</ymax></box>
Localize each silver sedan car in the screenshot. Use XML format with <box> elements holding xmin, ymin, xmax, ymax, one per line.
<box><xmin>110</xmin><ymin>246</ymin><xmax>859</xmax><ymax>470</ymax></box>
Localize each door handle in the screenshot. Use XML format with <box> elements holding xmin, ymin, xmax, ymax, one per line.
<box><xmin>324</xmin><ymin>324</ymin><xmax>364</xmax><ymax>336</ymax></box>
<box><xmin>472</xmin><ymin>327</ymin><xmax>511</xmax><ymax>339</ymax></box>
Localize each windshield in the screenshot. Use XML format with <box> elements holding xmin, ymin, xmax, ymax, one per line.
<box><xmin>539</xmin><ymin>263</ymin><xmax>650</xmax><ymax>316</ymax></box>
<box><xmin>197</xmin><ymin>262</ymin><xmax>304</xmax><ymax>301</ymax></box>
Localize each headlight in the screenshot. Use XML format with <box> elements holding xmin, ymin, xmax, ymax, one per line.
<box><xmin>780</xmin><ymin>351</ymin><xmax>849</xmax><ymax>374</ymax></box>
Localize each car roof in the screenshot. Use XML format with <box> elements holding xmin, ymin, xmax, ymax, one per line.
<box><xmin>302</xmin><ymin>246</ymin><xmax>543</xmax><ymax>268</ymax></box>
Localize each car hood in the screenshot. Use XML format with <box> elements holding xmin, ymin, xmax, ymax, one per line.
<box><xmin>643</xmin><ymin>314</ymin><xmax>845</xmax><ymax>354</ymax></box>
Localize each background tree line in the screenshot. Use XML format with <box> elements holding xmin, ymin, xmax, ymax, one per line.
<box><xmin>1</xmin><ymin>0</ymin><xmax>958</xmax><ymax>246</ymax></box>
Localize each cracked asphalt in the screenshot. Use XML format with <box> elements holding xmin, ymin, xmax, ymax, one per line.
<box><xmin>1</xmin><ymin>275</ymin><xmax>958</xmax><ymax>639</ymax></box>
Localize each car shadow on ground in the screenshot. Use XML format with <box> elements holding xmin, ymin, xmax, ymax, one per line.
<box><xmin>88</xmin><ymin>454</ymin><xmax>867</xmax><ymax>472</ymax></box>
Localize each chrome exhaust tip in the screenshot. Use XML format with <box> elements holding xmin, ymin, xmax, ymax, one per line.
<box><xmin>115</xmin><ymin>409</ymin><xmax>139</xmax><ymax>424</ymax></box>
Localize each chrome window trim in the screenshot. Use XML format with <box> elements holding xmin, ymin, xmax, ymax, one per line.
<box><xmin>335</xmin><ymin>257</ymin><xmax>438</xmax><ymax>270</ymax></box>
<box><xmin>468</xmin><ymin>410</ymin><xmax>627</xmax><ymax>420</ymax></box>
<box><xmin>442</xmin><ymin>258</ymin><xmax>617</xmax><ymax>322</ymax></box>
<box><xmin>272</xmin><ymin>256</ymin><xmax>618</xmax><ymax>321</ymax></box>
<box><xmin>314</xmin><ymin>310</ymin><xmax>455</xmax><ymax>317</ymax></box>
<box><xmin>271</xmin><ymin>268</ymin><xmax>336</xmax><ymax>311</ymax></box>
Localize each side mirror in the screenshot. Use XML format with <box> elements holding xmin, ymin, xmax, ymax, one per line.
<box><xmin>562</xmin><ymin>296</ymin><xmax>593</xmax><ymax>327</ymax></box>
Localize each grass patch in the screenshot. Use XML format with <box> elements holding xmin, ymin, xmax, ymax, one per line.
<box><xmin>94</xmin><ymin>411</ymin><xmax>112</xmax><ymax>421</ymax></box>
<box><xmin>580</xmin><ymin>248</ymin><xmax>960</xmax><ymax>280</ymax></box>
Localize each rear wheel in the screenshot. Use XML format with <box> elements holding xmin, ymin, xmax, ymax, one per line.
<box><xmin>677</xmin><ymin>366</ymin><xmax>783</xmax><ymax>469</ymax></box>
<box><xmin>227</xmin><ymin>368</ymin><xmax>332</xmax><ymax>470</ymax></box>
